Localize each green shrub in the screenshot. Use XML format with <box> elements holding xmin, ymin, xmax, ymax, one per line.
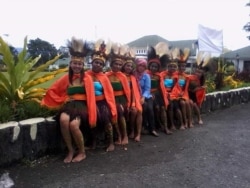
<box><xmin>0</xmin><ymin>100</ymin><xmax>14</xmax><ymax>123</ymax></box>
<box><xmin>14</xmin><ymin>100</ymin><xmax>56</xmax><ymax>121</ymax></box>
<box><xmin>0</xmin><ymin>99</ymin><xmax>56</xmax><ymax>123</ymax></box>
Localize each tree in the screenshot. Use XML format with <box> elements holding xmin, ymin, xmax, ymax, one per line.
<box><xmin>58</xmin><ymin>46</ymin><xmax>70</xmax><ymax>59</ymax></box>
<box><xmin>27</xmin><ymin>38</ymin><xmax>58</xmax><ymax>67</ymax></box>
<box><xmin>243</xmin><ymin>2</ymin><xmax>250</xmax><ymax>40</ymax></box>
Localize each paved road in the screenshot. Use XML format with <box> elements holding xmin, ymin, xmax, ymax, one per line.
<box><xmin>1</xmin><ymin>103</ymin><xmax>250</xmax><ymax>188</ymax></box>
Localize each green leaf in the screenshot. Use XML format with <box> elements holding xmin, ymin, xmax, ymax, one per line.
<box><xmin>28</xmin><ymin>55</ymin><xmax>60</xmax><ymax>80</ymax></box>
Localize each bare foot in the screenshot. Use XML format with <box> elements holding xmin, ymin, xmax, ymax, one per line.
<box><xmin>134</xmin><ymin>134</ymin><xmax>141</xmax><ymax>142</ymax></box>
<box><xmin>63</xmin><ymin>151</ymin><xmax>74</xmax><ymax>163</ymax></box>
<box><xmin>106</xmin><ymin>144</ymin><xmax>115</xmax><ymax>152</ymax></box>
<box><xmin>128</xmin><ymin>132</ymin><xmax>134</xmax><ymax>139</ymax></box>
<box><xmin>198</xmin><ymin>119</ymin><xmax>203</xmax><ymax>125</ymax></box>
<box><xmin>189</xmin><ymin>123</ymin><xmax>194</xmax><ymax>128</ymax></box>
<box><xmin>121</xmin><ymin>136</ymin><xmax>129</xmax><ymax>145</ymax></box>
<box><xmin>179</xmin><ymin>125</ymin><xmax>185</xmax><ymax>130</ymax></box>
<box><xmin>165</xmin><ymin>129</ymin><xmax>173</xmax><ymax>135</ymax></box>
<box><xmin>72</xmin><ymin>152</ymin><xmax>86</xmax><ymax>163</ymax></box>
<box><xmin>115</xmin><ymin>137</ymin><xmax>122</xmax><ymax>145</ymax></box>
<box><xmin>170</xmin><ymin>126</ymin><xmax>176</xmax><ymax>131</ymax></box>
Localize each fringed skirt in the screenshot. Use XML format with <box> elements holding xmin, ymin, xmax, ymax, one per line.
<box><xmin>96</xmin><ymin>100</ymin><xmax>112</xmax><ymax>129</ymax></box>
<box><xmin>152</xmin><ymin>90</ymin><xmax>165</xmax><ymax>108</ymax></box>
<box><xmin>55</xmin><ymin>100</ymin><xmax>89</xmax><ymax>126</ymax></box>
<box><xmin>115</xmin><ymin>95</ymin><xmax>127</xmax><ymax>118</ymax></box>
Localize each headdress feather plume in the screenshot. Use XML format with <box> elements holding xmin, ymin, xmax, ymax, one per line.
<box><xmin>180</xmin><ymin>48</ymin><xmax>190</xmax><ymax>62</ymax></box>
<box><xmin>170</xmin><ymin>47</ymin><xmax>180</xmax><ymax>61</ymax></box>
<box><xmin>110</xmin><ymin>42</ymin><xmax>127</xmax><ymax>63</ymax></box>
<box><xmin>111</xmin><ymin>42</ymin><xmax>120</xmax><ymax>55</ymax></box>
<box><xmin>91</xmin><ymin>38</ymin><xmax>111</xmax><ymax>62</ymax></box>
<box><xmin>128</xmin><ymin>47</ymin><xmax>136</xmax><ymax>58</ymax></box>
<box><xmin>119</xmin><ymin>44</ymin><xmax>128</xmax><ymax>56</ymax></box>
<box><xmin>155</xmin><ymin>42</ymin><xmax>169</xmax><ymax>57</ymax></box>
<box><xmin>124</xmin><ymin>46</ymin><xmax>136</xmax><ymax>63</ymax></box>
<box><xmin>196</xmin><ymin>51</ymin><xmax>211</xmax><ymax>67</ymax></box>
<box><xmin>147</xmin><ymin>46</ymin><xmax>157</xmax><ymax>60</ymax></box>
<box><xmin>67</xmin><ymin>37</ymin><xmax>86</xmax><ymax>57</ymax></box>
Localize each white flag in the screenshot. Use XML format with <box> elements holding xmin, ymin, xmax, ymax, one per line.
<box><xmin>198</xmin><ymin>24</ymin><xmax>223</xmax><ymax>54</ymax></box>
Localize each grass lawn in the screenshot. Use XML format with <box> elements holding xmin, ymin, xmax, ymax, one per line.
<box><xmin>36</xmin><ymin>72</ymin><xmax>67</xmax><ymax>88</ymax></box>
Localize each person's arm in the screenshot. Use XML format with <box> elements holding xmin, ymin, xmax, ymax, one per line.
<box><xmin>142</xmin><ymin>73</ymin><xmax>151</xmax><ymax>98</ymax></box>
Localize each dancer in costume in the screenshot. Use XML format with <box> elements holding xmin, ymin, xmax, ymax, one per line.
<box><xmin>121</xmin><ymin>47</ymin><xmax>143</xmax><ymax>142</ymax></box>
<box><xmin>160</xmin><ymin>48</ymin><xmax>185</xmax><ymax>130</ymax></box>
<box><xmin>41</xmin><ymin>37</ymin><xmax>96</xmax><ymax>163</ymax></box>
<box><xmin>146</xmin><ymin>42</ymin><xmax>172</xmax><ymax>135</ymax></box>
<box><xmin>106</xmin><ymin>43</ymin><xmax>130</xmax><ymax>147</ymax></box>
<box><xmin>176</xmin><ymin>48</ymin><xmax>194</xmax><ymax>128</ymax></box>
<box><xmin>188</xmin><ymin>52</ymin><xmax>209</xmax><ymax>125</ymax></box>
<box><xmin>86</xmin><ymin>39</ymin><xmax>117</xmax><ymax>152</ymax></box>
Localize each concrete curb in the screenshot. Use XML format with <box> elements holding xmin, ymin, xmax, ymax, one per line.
<box><xmin>1</xmin><ymin>87</ymin><xmax>250</xmax><ymax>167</ymax></box>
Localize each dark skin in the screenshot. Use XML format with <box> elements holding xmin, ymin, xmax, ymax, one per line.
<box><xmin>190</xmin><ymin>68</ymin><xmax>205</xmax><ymax>125</ymax></box>
<box><xmin>122</xmin><ymin>62</ymin><xmax>143</xmax><ymax>142</ymax></box>
<box><xmin>148</xmin><ymin>62</ymin><xmax>172</xmax><ymax>135</ymax></box>
<box><xmin>178</xmin><ymin>63</ymin><xmax>194</xmax><ymax>128</ymax></box>
<box><xmin>109</xmin><ymin>60</ymin><xmax>129</xmax><ymax>146</ymax></box>
<box><xmin>92</xmin><ymin>59</ymin><xmax>104</xmax><ymax>74</ymax></box>
<box><xmin>90</xmin><ymin>59</ymin><xmax>115</xmax><ymax>152</ymax></box>
<box><xmin>60</xmin><ymin>60</ymin><xmax>86</xmax><ymax>163</ymax></box>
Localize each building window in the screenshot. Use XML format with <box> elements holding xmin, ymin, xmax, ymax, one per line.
<box><xmin>244</xmin><ymin>61</ymin><xmax>250</xmax><ymax>71</ymax></box>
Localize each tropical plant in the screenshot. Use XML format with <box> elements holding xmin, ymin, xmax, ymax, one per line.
<box><xmin>0</xmin><ymin>36</ymin><xmax>68</xmax><ymax>112</ymax></box>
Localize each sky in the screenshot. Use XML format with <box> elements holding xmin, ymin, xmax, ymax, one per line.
<box><xmin>1</xmin><ymin>0</ymin><xmax>250</xmax><ymax>50</ymax></box>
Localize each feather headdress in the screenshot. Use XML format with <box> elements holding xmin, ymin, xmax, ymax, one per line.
<box><xmin>168</xmin><ymin>47</ymin><xmax>180</xmax><ymax>66</ymax></box>
<box><xmin>124</xmin><ymin>46</ymin><xmax>136</xmax><ymax>64</ymax></box>
<box><xmin>67</xmin><ymin>37</ymin><xmax>91</xmax><ymax>62</ymax></box>
<box><xmin>92</xmin><ymin>39</ymin><xmax>112</xmax><ymax>63</ymax></box>
<box><xmin>110</xmin><ymin>42</ymin><xmax>127</xmax><ymax>64</ymax></box>
<box><xmin>196</xmin><ymin>51</ymin><xmax>211</xmax><ymax>68</ymax></box>
<box><xmin>179</xmin><ymin>48</ymin><xmax>190</xmax><ymax>63</ymax></box>
<box><xmin>147</xmin><ymin>42</ymin><xmax>170</xmax><ymax>69</ymax></box>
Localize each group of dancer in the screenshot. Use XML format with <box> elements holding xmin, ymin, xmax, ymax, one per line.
<box><xmin>41</xmin><ymin>37</ymin><xmax>208</xmax><ymax>163</ymax></box>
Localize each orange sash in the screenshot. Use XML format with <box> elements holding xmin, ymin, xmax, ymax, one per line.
<box><xmin>106</xmin><ymin>71</ymin><xmax>131</xmax><ymax>107</ymax></box>
<box><xmin>147</xmin><ymin>70</ymin><xmax>169</xmax><ymax>107</ymax></box>
<box><xmin>130</xmin><ymin>75</ymin><xmax>143</xmax><ymax>112</ymax></box>
<box><xmin>187</xmin><ymin>74</ymin><xmax>206</xmax><ymax>107</ymax></box>
<box><xmin>160</xmin><ymin>71</ymin><xmax>179</xmax><ymax>101</ymax></box>
<box><xmin>86</xmin><ymin>70</ymin><xmax>117</xmax><ymax>123</ymax></box>
<box><xmin>41</xmin><ymin>74</ymin><xmax>97</xmax><ymax>128</ymax></box>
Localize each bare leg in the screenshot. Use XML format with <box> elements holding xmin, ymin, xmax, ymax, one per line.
<box><xmin>69</xmin><ymin>118</ymin><xmax>86</xmax><ymax>163</ymax></box>
<box><xmin>106</xmin><ymin>123</ymin><xmax>115</xmax><ymax>152</ymax></box>
<box><xmin>176</xmin><ymin>109</ymin><xmax>185</xmax><ymax>130</ymax></box>
<box><xmin>180</xmin><ymin>100</ymin><xmax>188</xmax><ymax>129</ymax></box>
<box><xmin>193</xmin><ymin>103</ymin><xmax>203</xmax><ymax>125</ymax></box>
<box><xmin>114</xmin><ymin>122</ymin><xmax>122</xmax><ymax>145</ymax></box>
<box><xmin>187</xmin><ymin>100</ymin><xmax>194</xmax><ymax>128</ymax></box>
<box><xmin>160</xmin><ymin>107</ymin><xmax>172</xmax><ymax>135</ymax></box>
<box><xmin>168</xmin><ymin>105</ymin><xmax>176</xmax><ymax>131</ymax></box>
<box><xmin>128</xmin><ymin>108</ymin><xmax>137</xmax><ymax>139</ymax></box>
<box><xmin>60</xmin><ymin>113</ymin><xmax>74</xmax><ymax>163</ymax></box>
<box><xmin>120</xmin><ymin>117</ymin><xmax>128</xmax><ymax>145</ymax></box>
<box><xmin>134</xmin><ymin>111</ymin><xmax>142</xmax><ymax>142</ymax></box>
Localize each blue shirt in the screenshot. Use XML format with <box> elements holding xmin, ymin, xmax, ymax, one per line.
<box><xmin>164</xmin><ymin>78</ymin><xmax>174</xmax><ymax>88</ymax></box>
<box><xmin>138</xmin><ymin>73</ymin><xmax>152</xmax><ymax>99</ymax></box>
<box><xmin>178</xmin><ymin>79</ymin><xmax>186</xmax><ymax>87</ymax></box>
<box><xmin>93</xmin><ymin>81</ymin><xmax>103</xmax><ymax>96</ymax></box>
